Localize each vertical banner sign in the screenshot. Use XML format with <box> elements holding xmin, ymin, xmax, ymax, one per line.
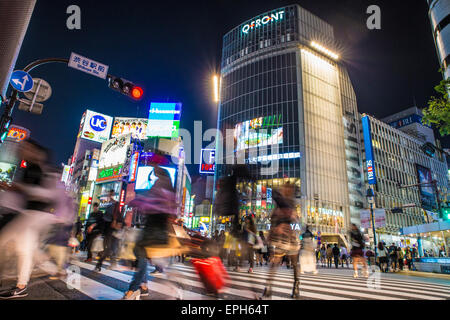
<box><xmin>374</xmin><ymin>209</ymin><xmax>386</xmax><ymax>228</ymax></box>
<box><xmin>361</xmin><ymin>116</ymin><xmax>377</xmax><ymax>185</ymax></box>
<box><xmin>360</xmin><ymin>209</ymin><xmax>371</xmax><ymax>229</ymax></box>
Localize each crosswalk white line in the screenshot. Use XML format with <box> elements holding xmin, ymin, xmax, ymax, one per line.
<box><xmin>171</xmin><ymin>265</ymin><xmax>449</xmax><ymax>300</ymax></box>
<box><xmin>71</xmin><ymin>260</ymin><xmax>210</xmax><ymax>300</ymax></box>
<box><xmin>177</xmin><ymin>264</ymin><xmax>450</xmax><ymax>294</ymax></box>
<box><xmin>60</xmin><ymin>272</ymin><xmax>123</xmax><ymax>300</ymax></box>
<box><xmin>168</xmin><ymin>265</ymin><xmax>396</xmax><ymax>300</ymax></box>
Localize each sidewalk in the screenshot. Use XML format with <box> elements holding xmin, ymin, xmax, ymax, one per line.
<box><xmin>396</xmin><ymin>269</ymin><xmax>450</xmax><ymax>280</ymax></box>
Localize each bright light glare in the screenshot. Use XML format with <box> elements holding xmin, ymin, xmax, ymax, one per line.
<box><xmin>213</xmin><ymin>75</ymin><xmax>220</xmax><ymax>103</ymax></box>
<box><xmin>310</xmin><ymin>41</ymin><xmax>339</xmax><ymax>60</ymax></box>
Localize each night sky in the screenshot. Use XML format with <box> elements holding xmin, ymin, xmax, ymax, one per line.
<box><xmin>9</xmin><ymin>0</ymin><xmax>449</xmax><ymax>175</ymax></box>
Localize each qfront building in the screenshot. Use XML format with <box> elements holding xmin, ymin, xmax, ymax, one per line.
<box><xmin>215</xmin><ymin>5</ymin><xmax>365</xmax><ymax>244</ymax></box>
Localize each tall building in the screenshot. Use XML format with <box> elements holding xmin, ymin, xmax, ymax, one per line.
<box><xmin>215</xmin><ymin>5</ymin><xmax>365</xmax><ymax>242</ymax></box>
<box><xmin>428</xmin><ymin>0</ymin><xmax>450</xmax><ymax>79</ymax></box>
<box><xmin>360</xmin><ymin>114</ymin><xmax>449</xmax><ymax>247</ymax></box>
<box><xmin>0</xmin><ymin>0</ymin><xmax>36</xmax><ymax>96</ymax></box>
<box><xmin>381</xmin><ymin>106</ymin><xmax>436</xmax><ymax>145</ymax></box>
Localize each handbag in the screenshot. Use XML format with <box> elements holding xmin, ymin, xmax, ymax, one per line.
<box><xmin>68</xmin><ymin>237</ymin><xmax>80</xmax><ymax>248</ymax></box>
<box><xmin>91</xmin><ymin>236</ymin><xmax>104</xmax><ymax>253</ymax></box>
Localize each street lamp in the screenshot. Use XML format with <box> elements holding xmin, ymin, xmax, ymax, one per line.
<box><xmin>366</xmin><ymin>186</ymin><xmax>378</xmax><ymax>258</ymax></box>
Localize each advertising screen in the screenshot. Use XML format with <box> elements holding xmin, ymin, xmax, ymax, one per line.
<box><xmin>98</xmin><ymin>134</ymin><xmax>131</xmax><ymax>169</ymax></box>
<box><xmin>415</xmin><ymin>164</ymin><xmax>436</xmax><ymax>210</ymax></box>
<box><xmin>111</xmin><ymin>117</ymin><xmax>148</xmax><ymax>140</ymax></box>
<box><xmin>80</xmin><ymin>110</ymin><xmax>113</xmax><ymax>143</ymax></box>
<box><xmin>0</xmin><ymin>162</ymin><xmax>16</xmax><ymax>183</ymax></box>
<box><xmin>135</xmin><ymin>165</ymin><xmax>177</xmax><ymax>191</ymax></box>
<box><xmin>61</xmin><ymin>165</ymin><xmax>70</xmax><ymax>183</ymax></box>
<box><xmin>234</xmin><ymin>115</ymin><xmax>283</xmax><ymax>151</ymax></box>
<box><xmin>147</xmin><ymin>102</ymin><xmax>182</xmax><ymax>138</ymax></box>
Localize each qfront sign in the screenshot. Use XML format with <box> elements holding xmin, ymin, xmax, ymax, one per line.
<box><xmin>242</xmin><ymin>10</ymin><xmax>285</xmax><ymax>34</ymax></box>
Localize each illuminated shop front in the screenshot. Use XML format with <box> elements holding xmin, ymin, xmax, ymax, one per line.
<box><xmin>215</xmin><ymin>5</ymin><xmax>365</xmax><ymax>239</ymax></box>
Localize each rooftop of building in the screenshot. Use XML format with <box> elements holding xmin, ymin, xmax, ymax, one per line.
<box><xmin>380</xmin><ymin>106</ymin><xmax>423</xmax><ymax>123</ymax></box>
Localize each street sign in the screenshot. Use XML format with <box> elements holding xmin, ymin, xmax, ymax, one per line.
<box><xmin>360</xmin><ymin>209</ymin><xmax>371</xmax><ymax>229</ymax></box>
<box><xmin>17</xmin><ymin>99</ymin><xmax>44</xmax><ymax>115</ymax></box>
<box><xmin>24</xmin><ymin>78</ymin><xmax>52</xmax><ymax>102</ymax></box>
<box><xmin>68</xmin><ymin>52</ymin><xmax>109</xmax><ymax>80</ymax></box>
<box><xmin>10</xmin><ymin>70</ymin><xmax>33</xmax><ymax>92</ymax></box>
<box><xmin>374</xmin><ymin>209</ymin><xmax>386</xmax><ymax>228</ymax></box>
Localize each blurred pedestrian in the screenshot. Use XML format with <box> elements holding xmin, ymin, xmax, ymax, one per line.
<box><xmin>243</xmin><ymin>215</ymin><xmax>256</xmax><ymax>273</ymax></box>
<box><xmin>95</xmin><ymin>190</ymin><xmax>123</xmax><ymax>271</ymax></box>
<box><xmin>0</xmin><ymin>141</ymin><xmax>64</xmax><ymax>299</ymax></box>
<box><xmin>350</xmin><ymin>223</ymin><xmax>368</xmax><ymax>278</ymax></box>
<box><xmin>397</xmin><ymin>247</ymin><xmax>404</xmax><ymax>271</ymax></box>
<box><xmin>332</xmin><ymin>244</ymin><xmax>340</xmax><ymax>269</ymax></box>
<box><xmin>299</xmin><ymin>225</ymin><xmax>317</xmax><ymax>274</ymax></box>
<box><xmin>377</xmin><ymin>242</ymin><xmax>389</xmax><ymax>272</ymax></box>
<box><xmin>320</xmin><ymin>244</ymin><xmax>326</xmax><ymax>267</ymax></box>
<box><xmin>261</xmin><ymin>183</ymin><xmax>301</xmax><ymax>299</ymax></box>
<box><xmin>84</xmin><ymin>203</ymin><xmax>104</xmax><ymax>262</ymax></box>
<box><xmin>326</xmin><ymin>244</ymin><xmax>333</xmax><ymax>268</ymax></box>
<box><xmin>256</xmin><ymin>231</ymin><xmax>268</xmax><ymax>266</ymax></box>
<box><xmin>122</xmin><ymin>165</ymin><xmax>182</xmax><ymax>300</ymax></box>
<box><xmin>340</xmin><ymin>245</ymin><xmax>349</xmax><ymax>268</ymax></box>
<box><xmin>388</xmin><ymin>243</ymin><xmax>398</xmax><ymax>272</ymax></box>
<box><xmin>405</xmin><ymin>247</ymin><xmax>413</xmax><ymax>270</ymax></box>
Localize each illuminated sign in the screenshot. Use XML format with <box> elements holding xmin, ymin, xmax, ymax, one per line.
<box><xmin>96</xmin><ymin>164</ymin><xmax>123</xmax><ymax>182</ymax></box>
<box><xmin>98</xmin><ymin>134</ymin><xmax>131</xmax><ymax>169</ymax></box>
<box><xmin>147</xmin><ymin>102</ymin><xmax>182</xmax><ymax>138</ymax></box>
<box><xmin>199</xmin><ymin>149</ymin><xmax>215</xmax><ymax>174</ymax></box>
<box><xmin>111</xmin><ymin>117</ymin><xmax>148</xmax><ymax>140</ymax></box>
<box><xmin>235</xmin><ymin>115</ymin><xmax>283</xmax><ymax>151</ymax></box>
<box><xmin>135</xmin><ymin>165</ymin><xmax>176</xmax><ymax>191</ymax></box>
<box><xmin>0</xmin><ymin>162</ymin><xmax>16</xmax><ymax>183</ymax></box>
<box><xmin>129</xmin><ymin>152</ymin><xmax>139</xmax><ymax>182</ymax></box>
<box><xmin>119</xmin><ymin>189</ymin><xmax>126</xmax><ymax>212</ymax></box>
<box><xmin>6</xmin><ymin>126</ymin><xmax>29</xmax><ymax>142</ymax></box>
<box><xmin>242</xmin><ymin>10</ymin><xmax>285</xmax><ymax>34</ymax></box>
<box><xmin>61</xmin><ymin>165</ymin><xmax>70</xmax><ymax>183</ymax></box>
<box><xmin>80</xmin><ymin>110</ymin><xmax>113</xmax><ymax>143</ymax></box>
<box><xmin>361</xmin><ymin>116</ymin><xmax>377</xmax><ymax>185</ymax></box>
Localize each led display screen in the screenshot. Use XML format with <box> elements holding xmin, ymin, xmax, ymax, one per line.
<box><xmin>135</xmin><ymin>165</ymin><xmax>176</xmax><ymax>191</ymax></box>
<box><xmin>111</xmin><ymin>117</ymin><xmax>148</xmax><ymax>140</ymax></box>
<box><xmin>0</xmin><ymin>162</ymin><xmax>16</xmax><ymax>183</ymax></box>
<box><xmin>234</xmin><ymin>115</ymin><xmax>283</xmax><ymax>150</ymax></box>
<box><xmin>147</xmin><ymin>102</ymin><xmax>182</xmax><ymax>138</ymax></box>
<box><xmin>415</xmin><ymin>164</ymin><xmax>436</xmax><ymax>210</ymax></box>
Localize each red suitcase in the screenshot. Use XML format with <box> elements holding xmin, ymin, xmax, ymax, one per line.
<box><xmin>191</xmin><ymin>257</ymin><xmax>229</xmax><ymax>294</ymax></box>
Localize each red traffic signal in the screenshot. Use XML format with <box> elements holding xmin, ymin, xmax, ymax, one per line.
<box><xmin>131</xmin><ymin>86</ymin><xmax>143</xmax><ymax>100</ymax></box>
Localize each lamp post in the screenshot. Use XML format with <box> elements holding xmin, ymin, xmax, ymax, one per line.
<box><xmin>366</xmin><ymin>186</ymin><xmax>378</xmax><ymax>258</ymax></box>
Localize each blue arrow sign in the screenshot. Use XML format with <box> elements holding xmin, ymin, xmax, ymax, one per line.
<box><xmin>10</xmin><ymin>70</ymin><xmax>33</xmax><ymax>92</ymax></box>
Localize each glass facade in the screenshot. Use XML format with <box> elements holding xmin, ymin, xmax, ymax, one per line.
<box><xmin>216</xmin><ymin>5</ymin><xmax>364</xmax><ymax>237</ymax></box>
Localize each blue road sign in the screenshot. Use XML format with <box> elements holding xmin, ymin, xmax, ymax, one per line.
<box><xmin>10</xmin><ymin>70</ymin><xmax>33</xmax><ymax>92</ymax></box>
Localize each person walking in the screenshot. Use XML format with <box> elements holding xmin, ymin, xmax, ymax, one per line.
<box><xmin>405</xmin><ymin>247</ymin><xmax>413</xmax><ymax>270</ymax></box>
<box><xmin>377</xmin><ymin>242</ymin><xmax>389</xmax><ymax>272</ymax></box>
<box><xmin>122</xmin><ymin>165</ymin><xmax>181</xmax><ymax>300</ymax></box>
<box><xmin>320</xmin><ymin>244</ymin><xmax>326</xmax><ymax>268</ymax></box>
<box><xmin>243</xmin><ymin>215</ymin><xmax>257</xmax><ymax>273</ymax></box>
<box><xmin>397</xmin><ymin>247</ymin><xmax>404</xmax><ymax>271</ymax></box>
<box><xmin>95</xmin><ymin>190</ymin><xmax>123</xmax><ymax>271</ymax></box>
<box><xmin>332</xmin><ymin>244</ymin><xmax>340</xmax><ymax>269</ymax></box>
<box><xmin>340</xmin><ymin>245</ymin><xmax>349</xmax><ymax>268</ymax></box>
<box><xmin>256</xmin><ymin>231</ymin><xmax>268</xmax><ymax>266</ymax></box>
<box><xmin>299</xmin><ymin>225</ymin><xmax>318</xmax><ymax>274</ymax></box>
<box><xmin>84</xmin><ymin>203</ymin><xmax>104</xmax><ymax>262</ymax></box>
<box><xmin>350</xmin><ymin>223</ymin><xmax>368</xmax><ymax>278</ymax></box>
<box><xmin>326</xmin><ymin>244</ymin><xmax>333</xmax><ymax>268</ymax></box>
<box><xmin>388</xmin><ymin>243</ymin><xmax>398</xmax><ymax>272</ymax></box>
<box><xmin>261</xmin><ymin>183</ymin><xmax>301</xmax><ymax>300</ymax></box>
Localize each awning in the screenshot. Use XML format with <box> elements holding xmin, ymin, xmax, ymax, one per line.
<box><xmin>400</xmin><ymin>221</ymin><xmax>450</xmax><ymax>235</ymax></box>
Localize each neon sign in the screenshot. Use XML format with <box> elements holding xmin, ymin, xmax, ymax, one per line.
<box><xmin>242</xmin><ymin>10</ymin><xmax>285</xmax><ymax>34</ymax></box>
<box><xmin>96</xmin><ymin>164</ymin><xmax>123</xmax><ymax>182</ymax></box>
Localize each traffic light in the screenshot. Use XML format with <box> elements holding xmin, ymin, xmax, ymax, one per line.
<box><xmin>0</xmin><ymin>115</ymin><xmax>12</xmax><ymax>143</ymax></box>
<box><xmin>421</xmin><ymin>142</ymin><xmax>436</xmax><ymax>158</ymax></box>
<box><xmin>442</xmin><ymin>207</ymin><xmax>450</xmax><ymax>221</ymax></box>
<box><xmin>107</xmin><ymin>76</ymin><xmax>143</xmax><ymax>100</ymax></box>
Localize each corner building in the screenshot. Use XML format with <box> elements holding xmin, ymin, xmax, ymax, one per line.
<box><xmin>216</xmin><ymin>5</ymin><xmax>365</xmax><ymax>242</ymax></box>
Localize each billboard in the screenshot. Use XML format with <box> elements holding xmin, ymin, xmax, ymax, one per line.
<box><xmin>111</xmin><ymin>117</ymin><xmax>148</xmax><ymax>140</ymax></box>
<box><xmin>61</xmin><ymin>165</ymin><xmax>70</xmax><ymax>184</ymax></box>
<box><xmin>415</xmin><ymin>164</ymin><xmax>436</xmax><ymax>210</ymax></box>
<box><xmin>199</xmin><ymin>149</ymin><xmax>215</xmax><ymax>174</ymax></box>
<box><xmin>374</xmin><ymin>209</ymin><xmax>386</xmax><ymax>228</ymax></box>
<box><xmin>80</xmin><ymin>110</ymin><xmax>113</xmax><ymax>143</ymax></box>
<box><xmin>98</xmin><ymin>134</ymin><xmax>131</xmax><ymax>169</ymax></box>
<box><xmin>147</xmin><ymin>102</ymin><xmax>182</xmax><ymax>138</ymax></box>
<box><xmin>135</xmin><ymin>165</ymin><xmax>177</xmax><ymax>191</ymax></box>
<box><xmin>361</xmin><ymin>116</ymin><xmax>377</xmax><ymax>185</ymax></box>
<box><xmin>234</xmin><ymin>115</ymin><xmax>283</xmax><ymax>151</ymax></box>
<box><xmin>0</xmin><ymin>162</ymin><xmax>16</xmax><ymax>183</ymax></box>
<box><xmin>6</xmin><ymin>126</ymin><xmax>29</xmax><ymax>143</ymax></box>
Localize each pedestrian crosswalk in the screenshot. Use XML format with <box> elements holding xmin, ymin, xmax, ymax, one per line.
<box><xmin>61</xmin><ymin>260</ymin><xmax>450</xmax><ymax>300</ymax></box>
